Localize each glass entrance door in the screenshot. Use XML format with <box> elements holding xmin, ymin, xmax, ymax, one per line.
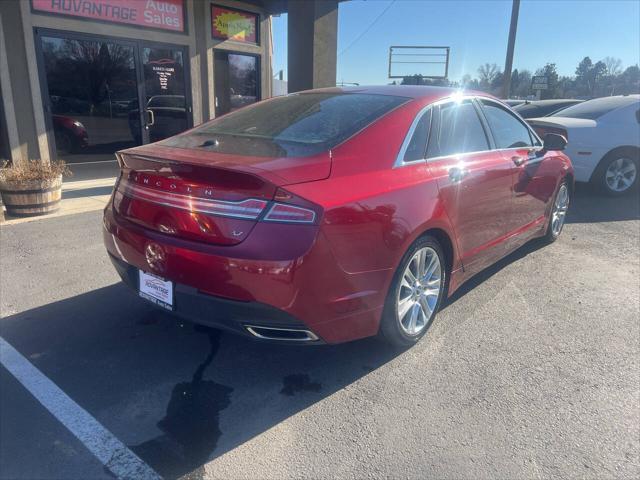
<box><xmin>37</xmin><ymin>31</ymin><xmax>191</xmax><ymax>175</ymax></box>
<box><xmin>140</xmin><ymin>45</ymin><xmax>189</xmax><ymax>143</ymax></box>
<box><xmin>214</xmin><ymin>51</ymin><xmax>259</xmax><ymax>116</ymax></box>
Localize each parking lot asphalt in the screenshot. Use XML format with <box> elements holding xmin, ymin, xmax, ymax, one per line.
<box><xmin>1</xmin><ymin>185</ymin><xmax>639</xmax><ymax>480</ymax></box>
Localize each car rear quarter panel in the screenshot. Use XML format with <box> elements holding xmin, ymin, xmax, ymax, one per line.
<box><xmin>286</xmin><ymin>98</ymin><xmax>461</xmax><ymax>298</ymax></box>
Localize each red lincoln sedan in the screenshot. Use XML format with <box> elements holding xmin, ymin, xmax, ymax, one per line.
<box><xmin>103</xmin><ymin>86</ymin><xmax>572</xmax><ymax>346</ymax></box>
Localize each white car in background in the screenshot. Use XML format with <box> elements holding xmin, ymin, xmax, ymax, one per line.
<box><xmin>527</xmin><ymin>95</ymin><xmax>640</xmax><ymax>196</ymax></box>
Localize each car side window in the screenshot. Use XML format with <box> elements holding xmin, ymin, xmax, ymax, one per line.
<box><xmin>480</xmin><ymin>99</ymin><xmax>534</xmax><ymax>149</ymax></box>
<box><xmin>402</xmin><ymin>108</ymin><xmax>432</xmax><ymax>162</ymax></box>
<box><xmin>427</xmin><ymin>100</ymin><xmax>489</xmax><ymax>158</ymax></box>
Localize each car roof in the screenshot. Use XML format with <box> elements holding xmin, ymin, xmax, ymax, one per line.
<box><xmin>518</xmin><ymin>99</ymin><xmax>582</xmax><ymax>107</ymax></box>
<box><xmin>572</xmin><ymin>94</ymin><xmax>639</xmax><ymax>109</ymax></box>
<box><xmin>296</xmin><ymin>85</ymin><xmax>491</xmax><ymax>102</ymax></box>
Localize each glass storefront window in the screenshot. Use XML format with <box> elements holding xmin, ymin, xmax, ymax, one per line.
<box><xmin>41</xmin><ymin>36</ymin><xmax>140</xmax><ymax>161</ymax></box>
<box><xmin>38</xmin><ymin>33</ymin><xmax>191</xmax><ymax>170</ymax></box>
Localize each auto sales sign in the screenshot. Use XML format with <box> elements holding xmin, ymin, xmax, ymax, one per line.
<box><xmin>31</xmin><ymin>0</ymin><xmax>185</xmax><ymax>32</ymax></box>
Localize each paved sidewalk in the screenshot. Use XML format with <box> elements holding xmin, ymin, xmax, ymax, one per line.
<box><xmin>0</xmin><ymin>177</ymin><xmax>116</xmax><ymax>226</ymax></box>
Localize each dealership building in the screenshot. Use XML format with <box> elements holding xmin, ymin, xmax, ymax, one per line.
<box><xmin>0</xmin><ymin>0</ymin><xmax>339</xmax><ymax>173</ymax></box>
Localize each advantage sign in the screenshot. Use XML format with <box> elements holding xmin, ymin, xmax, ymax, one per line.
<box><xmin>531</xmin><ymin>75</ymin><xmax>549</xmax><ymax>90</ymax></box>
<box><xmin>31</xmin><ymin>0</ymin><xmax>185</xmax><ymax>32</ymax></box>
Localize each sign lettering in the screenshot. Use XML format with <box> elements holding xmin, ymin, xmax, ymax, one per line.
<box><xmin>211</xmin><ymin>5</ymin><xmax>258</xmax><ymax>44</ymax></box>
<box><xmin>32</xmin><ymin>0</ymin><xmax>185</xmax><ymax>32</ymax></box>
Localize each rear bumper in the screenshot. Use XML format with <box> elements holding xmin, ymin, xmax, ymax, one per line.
<box><xmin>108</xmin><ymin>252</ymin><xmax>320</xmax><ymax>342</ymax></box>
<box><xmin>103</xmin><ymin>204</ymin><xmax>387</xmax><ymax>344</ymax></box>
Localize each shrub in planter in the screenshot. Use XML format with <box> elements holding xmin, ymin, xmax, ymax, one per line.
<box><xmin>0</xmin><ymin>160</ymin><xmax>71</xmax><ymax>217</ymax></box>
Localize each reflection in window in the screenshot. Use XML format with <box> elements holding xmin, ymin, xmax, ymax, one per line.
<box><xmin>40</xmin><ymin>36</ymin><xmax>139</xmax><ymax>157</ymax></box>
<box><xmin>229</xmin><ymin>54</ymin><xmax>258</xmax><ymax>111</ymax></box>
<box><xmin>480</xmin><ymin>100</ymin><xmax>533</xmax><ymax>149</ymax></box>
<box><xmin>428</xmin><ymin>101</ymin><xmax>489</xmax><ymax>158</ymax></box>
<box><xmin>403</xmin><ymin>108</ymin><xmax>432</xmax><ymax>162</ymax></box>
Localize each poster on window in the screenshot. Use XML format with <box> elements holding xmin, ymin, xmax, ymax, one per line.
<box><xmin>211</xmin><ymin>5</ymin><xmax>258</xmax><ymax>44</ymax></box>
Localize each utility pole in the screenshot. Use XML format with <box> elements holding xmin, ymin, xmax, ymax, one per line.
<box><xmin>501</xmin><ymin>0</ymin><xmax>520</xmax><ymax>99</ymax></box>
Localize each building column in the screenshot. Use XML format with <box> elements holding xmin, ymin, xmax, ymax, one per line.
<box><xmin>287</xmin><ymin>0</ymin><xmax>338</xmax><ymax>93</ymax></box>
<box><xmin>0</xmin><ymin>1</ymin><xmax>50</xmax><ymax>164</ymax></box>
<box><xmin>0</xmin><ymin>9</ymin><xmax>24</xmax><ymax>165</ymax></box>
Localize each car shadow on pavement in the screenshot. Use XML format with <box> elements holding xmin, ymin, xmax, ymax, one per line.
<box><xmin>0</xmin><ymin>284</ymin><xmax>403</xmax><ymax>479</ymax></box>
<box><xmin>446</xmin><ymin>183</ymin><xmax>639</xmax><ymax>307</ymax></box>
<box><xmin>567</xmin><ymin>183</ymin><xmax>640</xmax><ymax>224</ymax></box>
<box><xmin>445</xmin><ymin>237</ymin><xmax>547</xmax><ymax>308</ymax></box>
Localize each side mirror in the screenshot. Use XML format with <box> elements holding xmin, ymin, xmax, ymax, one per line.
<box><xmin>543</xmin><ymin>133</ymin><xmax>567</xmax><ymax>151</ymax></box>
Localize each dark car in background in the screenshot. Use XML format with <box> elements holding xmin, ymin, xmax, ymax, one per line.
<box><xmin>515</xmin><ymin>99</ymin><xmax>584</xmax><ymax>118</ymax></box>
<box><xmin>504</xmin><ymin>99</ymin><xmax>526</xmax><ymax>107</ymax></box>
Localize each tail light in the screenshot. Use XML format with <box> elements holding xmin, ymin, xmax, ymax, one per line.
<box><xmin>115</xmin><ymin>178</ymin><xmax>320</xmax><ymax>225</ymax></box>
<box><xmin>263</xmin><ymin>203</ymin><xmax>316</xmax><ymax>223</ymax></box>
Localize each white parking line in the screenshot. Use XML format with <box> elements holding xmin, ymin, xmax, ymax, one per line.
<box><xmin>0</xmin><ymin>337</ymin><xmax>161</xmax><ymax>480</ymax></box>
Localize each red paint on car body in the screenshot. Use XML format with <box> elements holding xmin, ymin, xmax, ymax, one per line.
<box><xmin>103</xmin><ymin>86</ymin><xmax>573</xmax><ymax>344</ymax></box>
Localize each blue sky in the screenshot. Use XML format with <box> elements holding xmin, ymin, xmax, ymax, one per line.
<box><xmin>271</xmin><ymin>0</ymin><xmax>640</xmax><ymax>84</ymax></box>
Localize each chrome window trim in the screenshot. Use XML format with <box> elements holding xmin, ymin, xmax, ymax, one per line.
<box><xmin>394</xmin><ymin>94</ymin><xmax>487</xmax><ymax>167</ymax></box>
<box><xmin>394</xmin><ymin>94</ymin><xmax>546</xmax><ymax>168</ymax></box>
<box><xmin>476</xmin><ymin>96</ymin><xmax>544</xmax><ymax>147</ymax></box>
<box><xmin>393</xmin><ymin>104</ymin><xmax>433</xmax><ymax>168</ymax></box>
<box><xmin>423</xmin><ymin>145</ymin><xmax>545</xmax><ymax>164</ymax></box>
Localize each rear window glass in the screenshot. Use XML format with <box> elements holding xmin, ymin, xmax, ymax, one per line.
<box><xmin>163</xmin><ymin>93</ymin><xmax>408</xmax><ymax>157</ymax></box>
<box><xmin>551</xmin><ymin>96</ymin><xmax>637</xmax><ymax>120</ymax></box>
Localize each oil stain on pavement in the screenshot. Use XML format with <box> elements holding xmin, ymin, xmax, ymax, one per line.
<box><xmin>131</xmin><ymin>328</ymin><xmax>233</xmax><ymax>479</ymax></box>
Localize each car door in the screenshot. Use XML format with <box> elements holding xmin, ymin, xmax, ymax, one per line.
<box><xmin>427</xmin><ymin>99</ymin><xmax>515</xmax><ymax>277</ymax></box>
<box><xmin>477</xmin><ymin>98</ymin><xmax>556</xmax><ymax>248</ymax></box>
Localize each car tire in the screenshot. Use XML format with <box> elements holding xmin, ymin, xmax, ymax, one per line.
<box><xmin>594</xmin><ymin>150</ymin><xmax>639</xmax><ymax>197</ymax></box>
<box><xmin>543</xmin><ymin>181</ymin><xmax>570</xmax><ymax>243</ymax></box>
<box><xmin>379</xmin><ymin>235</ymin><xmax>447</xmax><ymax>348</ymax></box>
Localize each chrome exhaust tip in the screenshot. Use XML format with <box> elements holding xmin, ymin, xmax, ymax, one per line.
<box><xmin>245</xmin><ymin>325</ymin><xmax>319</xmax><ymax>342</ymax></box>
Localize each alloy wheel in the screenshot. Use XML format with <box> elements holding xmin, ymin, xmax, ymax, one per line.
<box><xmin>605</xmin><ymin>157</ymin><xmax>637</xmax><ymax>193</ymax></box>
<box><xmin>397</xmin><ymin>247</ymin><xmax>442</xmax><ymax>336</ymax></box>
<box><xmin>551</xmin><ymin>184</ymin><xmax>569</xmax><ymax>236</ymax></box>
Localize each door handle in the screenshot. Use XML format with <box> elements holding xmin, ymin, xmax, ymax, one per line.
<box><xmin>448</xmin><ymin>166</ymin><xmax>469</xmax><ymax>183</ymax></box>
<box><xmin>511</xmin><ymin>156</ymin><xmax>526</xmax><ymax>166</ymax></box>
<box><xmin>145</xmin><ymin>109</ymin><xmax>155</xmax><ymax>126</ymax></box>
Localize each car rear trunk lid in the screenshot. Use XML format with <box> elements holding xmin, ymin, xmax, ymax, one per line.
<box><xmin>112</xmin><ymin>144</ymin><xmax>329</xmax><ymax>245</ymax></box>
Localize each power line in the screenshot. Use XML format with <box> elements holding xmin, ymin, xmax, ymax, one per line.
<box><xmin>338</xmin><ymin>0</ymin><xmax>397</xmax><ymax>57</ymax></box>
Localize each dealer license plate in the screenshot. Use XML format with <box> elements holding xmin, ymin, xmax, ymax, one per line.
<box><xmin>138</xmin><ymin>270</ymin><xmax>174</xmax><ymax>311</ymax></box>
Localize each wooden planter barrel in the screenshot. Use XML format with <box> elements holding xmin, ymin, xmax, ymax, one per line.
<box><xmin>0</xmin><ymin>175</ymin><xmax>62</xmax><ymax>217</ymax></box>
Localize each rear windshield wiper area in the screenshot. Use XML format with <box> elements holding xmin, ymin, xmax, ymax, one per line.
<box><xmin>160</xmin><ymin>132</ymin><xmax>327</xmax><ymax>158</ymax></box>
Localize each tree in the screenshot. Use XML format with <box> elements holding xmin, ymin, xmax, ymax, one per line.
<box><xmin>575</xmin><ymin>57</ymin><xmax>593</xmax><ymax>78</ymax></box>
<box><xmin>535</xmin><ymin>63</ymin><xmax>560</xmax><ymax>99</ymax></box>
<box><xmin>603</xmin><ymin>56</ymin><xmax>623</xmax><ymax>76</ymax></box>
<box><xmin>591</xmin><ymin>61</ymin><xmax>607</xmax><ymax>96</ymax></box>
<box><xmin>477</xmin><ymin>63</ymin><xmax>500</xmax><ymax>88</ymax></box>
<box><xmin>508</xmin><ymin>69</ymin><xmax>532</xmax><ymax>98</ymax></box>
<box><xmin>575</xmin><ymin>56</ymin><xmax>595</xmax><ymax>96</ymax></box>
<box><xmin>457</xmin><ymin>57</ymin><xmax>638</xmax><ymax>101</ymax></box>
<box><xmin>618</xmin><ymin>65</ymin><xmax>640</xmax><ymax>95</ymax></box>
